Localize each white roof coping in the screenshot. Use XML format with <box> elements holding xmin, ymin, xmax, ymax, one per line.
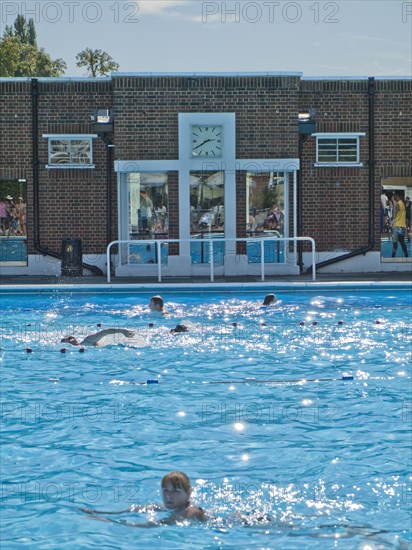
<box><xmin>112</xmin><ymin>71</ymin><xmax>303</xmax><ymax>77</ymax></box>
<box><xmin>2</xmin><ymin>74</ymin><xmax>410</xmax><ymax>83</ymax></box>
<box><xmin>0</xmin><ymin>77</ymin><xmax>111</xmax><ymax>83</ymax></box>
<box><xmin>374</xmin><ymin>76</ymin><xmax>412</xmax><ymax>80</ymax></box>
<box><xmin>301</xmin><ymin>76</ymin><xmax>412</xmax><ymax>80</ymax></box>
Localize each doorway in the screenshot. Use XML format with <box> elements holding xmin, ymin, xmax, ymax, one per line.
<box><xmin>0</xmin><ymin>179</ymin><xmax>28</xmax><ymax>266</ymax></box>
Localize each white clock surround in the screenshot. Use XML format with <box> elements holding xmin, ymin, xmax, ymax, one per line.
<box><xmin>115</xmin><ymin>112</ymin><xmax>300</xmax><ymax>277</ymax></box>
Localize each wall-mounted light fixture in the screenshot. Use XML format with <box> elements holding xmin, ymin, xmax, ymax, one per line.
<box><xmin>298</xmin><ymin>109</ymin><xmax>316</xmax><ymax>135</ymax></box>
<box><xmin>298</xmin><ymin>111</ymin><xmax>311</xmax><ymax>121</ymax></box>
<box><xmin>91</xmin><ymin>109</ymin><xmax>113</xmax><ymax>133</ymax></box>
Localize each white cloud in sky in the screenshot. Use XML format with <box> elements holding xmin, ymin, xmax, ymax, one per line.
<box><xmin>348</xmin><ymin>34</ymin><xmax>411</xmax><ymax>49</ymax></box>
<box><xmin>133</xmin><ymin>0</ymin><xmax>208</xmax><ymax>23</ymax></box>
<box><xmin>136</xmin><ymin>1</ymin><xmax>189</xmax><ymax>16</ymax></box>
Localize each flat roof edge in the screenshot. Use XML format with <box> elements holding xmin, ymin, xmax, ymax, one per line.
<box><xmin>2</xmin><ymin>74</ymin><xmax>411</xmax><ymax>84</ymax></box>
<box><xmin>301</xmin><ymin>76</ymin><xmax>412</xmax><ymax>80</ymax></box>
<box><xmin>0</xmin><ymin>77</ymin><xmax>111</xmax><ymax>83</ymax></box>
<box><xmin>112</xmin><ymin>72</ymin><xmax>303</xmax><ymax>77</ymax></box>
<box><xmin>2</xmin><ymin>74</ymin><xmax>411</xmax><ymax>83</ymax></box>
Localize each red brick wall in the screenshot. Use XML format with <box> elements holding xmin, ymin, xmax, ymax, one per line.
<box><xmin>299</xmin><ymin>79</ymin><xmax>412</xmax><ymax>252</ymax></box>
<box><xmin>0</xmin><ymin>81</ymin><xmax>34</xmax><ymax>242</ymax></box>
<box><xmin>113</xmin><ymin>75</ymin><xmax>300</xmax><ymax>160</ymax></box>
<box><xmin>36</xmin><ymin>81</ymin><xmax>114</xmax><ymax>254</ymax></box>
<box><xmin>0</xmin><ymin>79</ymin><xmax>114</xmax><ymax>255</ymax></box>
<box><xmin>375</xmin><ymin>80</ymin><xmax>412</xmax><ymax>179</ymax></box>
<box><xmin>236</xmin><ymin>170</ymin><xmax>247</xmax><ymax>254</ymax></box>
<box><xmin>167</xmin><ymin>171</ymin><xmax>179</xmax><ymax>255</ymax></box>
<box><xmin>1</xmin><ymin>76</ymin><xmax>411</xmax><ymax>261</ymax></box>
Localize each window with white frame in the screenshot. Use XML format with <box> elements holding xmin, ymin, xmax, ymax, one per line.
<box><xmin>314</xmin><ymin>133</ymin><xmax>365</xmax><ymax>167</ymax></box>
<box><xmin>43</xmin><ymin>135</ymin><xmax>97</xmax><ymax>168</ymax></box>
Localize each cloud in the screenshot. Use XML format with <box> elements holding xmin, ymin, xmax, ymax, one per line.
<box><xmin>136</xmin><ymin>0</ymin><xmax>189</xmax><ymax>16</ymax></box>
<box><xmin>134</xmin><ymin>0</ymin><xmax>207</xmax><ymax>23</ymax></box>
<box><xmin>344</xmin><ymin>33</ymin><xmax>409</xmax><ymax>49</ymax></box>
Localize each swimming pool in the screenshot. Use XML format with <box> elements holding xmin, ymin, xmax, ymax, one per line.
<box><xmin>1</xmin><ymin>287</ymin><xmax>411</xmax><ymax>549</ymax></box>
<box><xmin>128</xmin><ymin>236</ymin><xmax>285</xmax><ymax>265</ymax></box>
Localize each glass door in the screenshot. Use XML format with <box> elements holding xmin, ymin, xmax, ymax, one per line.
<box><xmin>120</xmin><ymin>172</ymin><xmax>169</xmax><ymax>265</ymax></box>
<box><xmin>189</xmin><ymin>171</ymin><xmax>225</xmax><ymax>264</ymax></box>
<box><xmin>0</xmin><ymin>179</ymin><xmax>28</xmax><ymax>266</ymax></box>
<box><xmin>380</xmin><ymin>177</ymin><xmax>412</xmax><ymax>261</ymax></box>
<box><xmin>246</xmin><ymin>171</ymin><xmax>286</xmax><ymax>263</ymax></box>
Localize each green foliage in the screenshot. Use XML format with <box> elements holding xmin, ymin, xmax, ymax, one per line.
<box><xmin>14</xmin><ymin>14</ymin><xmax>29</xmax><ymax>43</ymax></box>
<box><xmin>27</xmin><ymin>19</ymin><xmax>37</xmax><ymax>47</ymax></box>
<box><xmin>76</xmin><ymin>48</ymin><xmax>119</xmax><ymax>77</ymax></box>
<box><xmin>0</xmin><ymin>180</ymin><xmax>27</xmax><ymax>202</ymax></box>
<box><xmin>0</xmin><ymin>15</ymin><xmax>65</xmax><ymax>77</ymax></box>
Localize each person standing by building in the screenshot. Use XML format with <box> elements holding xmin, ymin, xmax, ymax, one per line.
<box><xmin>380</xmin><ymin>189</ymin><xmax>389</xmax><ymax>233</ymax></box>
<box><xmin>0</xmin><ymin>198</ymin><xmax>7</xmax><ymax>236</ymax></box>
<box><xmin>15</xmin><ymin>197</ymin><xmax>26</xmax><ymax>236</ymax></box>
<box><xmin>139</xmin><ymin>189</ymin><xmax>153</xmax><ymax>234</ymax></box>
<box><xmin>391</xmin><ymin>193</ymin><xmax>408</xmax><ymax>258</ymax></box>
<box><xmin>405</xmin><ymin>196</ymin><xmax>411</xmax><ymax>242</ymax></box>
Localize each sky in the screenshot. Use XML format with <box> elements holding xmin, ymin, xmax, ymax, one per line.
<box><xmin>1</xmin><ymin>0</ymin><xmax>411</xmax><ymax>77</ymax></box>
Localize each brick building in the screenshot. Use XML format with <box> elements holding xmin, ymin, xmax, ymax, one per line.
<box><xmin>0</xmin><ymin>73</ymin><xmax>411</xmax><ymax>277</ymax></box>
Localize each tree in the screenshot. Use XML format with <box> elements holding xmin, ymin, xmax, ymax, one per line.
<box><xmin>27</xmin><ymin>19</ymin><xmax>37</xmax><ymax>47</ymax></box>
<box><xmin>76</xmin><ymin>48</ymin><xmax>119</xmax><ymax>77</ymax></box>
<box><xmin>14</xmin><ymin>14</ymin><xmax>29</xmax><ymax>43</ymax></box>
<box><xmin>0</xmin><ymin>15</ymin><xmax>65</xmax><ymax>77</ymax></box>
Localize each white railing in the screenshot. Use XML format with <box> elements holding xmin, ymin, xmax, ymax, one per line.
<box><xmin>106</xmin><ymin>237</ymin><xmax>316</xmax><ymax>283</ymax></box>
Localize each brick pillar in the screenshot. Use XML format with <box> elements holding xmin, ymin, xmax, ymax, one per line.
<box><xmin>168</xmin><ymin>171</ymin><xmax>179</xmax><ymax>255</ymax></box>
<box><xmin>236</xmin><ymin>170</ymin><xmax>247</xmax><ymax>255</ymax></box>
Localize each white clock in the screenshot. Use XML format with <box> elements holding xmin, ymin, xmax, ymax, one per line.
<box><xmin>191</xmin><ymin>125</ymin><xmax>223</xmax><ymax>157</ymax></box>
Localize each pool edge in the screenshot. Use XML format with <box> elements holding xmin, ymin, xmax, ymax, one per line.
<box><xmin>1</xmin><ymin>281</ymin><xmax>411</xmax><ymax>293</ymax></box>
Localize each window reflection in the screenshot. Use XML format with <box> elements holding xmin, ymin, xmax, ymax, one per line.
<box><xmin>0</xmin><ymin>179</ymin><xmax>28</xmax><ymax>266</ymax></box>
<box><xmin>190</xmin><ymin>171</ymin><xmax>224</xmax><ymax>235</ymax></box>
<box><xmin>128</xmin><ymin>173</ymin><xmax>169</xmax><ymax>239</ymax></box>
<box><xmin>246</xmin><ymin>172</ymin><xmax>285</xmax><ymax>237</ymax></box>
<box><xmin>380</xmin><ymin>177</ymin><xmax>412</xmax><ymax>260</ymax></box>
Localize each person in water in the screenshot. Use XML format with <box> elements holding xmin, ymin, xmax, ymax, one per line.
<box><xmin>160</xmin><ymin>471</ymin><xmax>205</xmax><ymax>522</ymax></box>
<box><xmin>170</xmin><ymin>324</ymin><xmax>189</xmax><ymax>333</ymax></box>
<box><xmin>262</xmin><ymin>293</ymin><xmax>278</xmax><ymax>306</ymax></box>
<box><xmin>81</xmin><ymin>471</ymin><xmax>206</xmax><ymax>525</ymax></box>
<box><xmin>149</xmin><ymin>295</ymin><xmax>169</xmax><ymax>314</ymax></box>
<box><xmin>61</xmin><ymin>328</ymin><xmax>135</xmax><ymax>347</ymax></box>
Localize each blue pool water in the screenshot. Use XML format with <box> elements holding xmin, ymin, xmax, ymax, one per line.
<box><xmin>128</xmin><ymin>237</ymin><xmax>285</xmax><ymax>265</ymax></box>
<box><xmin>380</xmin><ymin>238</ymin><xmax>412</xmax><ymax>259</ymax></box>
<box><xmin>0</xmin><ymin>237</ymin><xmax>27</xmax><ymax>264</ymax></box>
<box><xmin>1</xmin><ymin>288</ymin><xmax>411</xmax><ymax>549</ymax></box>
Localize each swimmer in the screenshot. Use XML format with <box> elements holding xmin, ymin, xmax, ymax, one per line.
<box><xmin>160</xmin><ymin>471</ymin><xmax>206</xmax><ymax>522</ymax></box>
<box><xmin>262</xmin><ymin>293</ymin><xmax>278</xmax><ymax>306</ymax></box>
<box><xmin>170</xmin><ymin>324</ymin><xmax>189</xmax><ymax>333</ymax></box>
<box><xmin>81</xmin><ymin>471</ymin><xmax>206</xmax><ymax>525</ymax></box>
<box><xmin>149</xmin><ymin>295</ymin><xmax>169</xmax><ymax>314</ymax></box>
<box><xmin>61</xmin><ymin>328</ymin><xmax>135</xmax><ymax>347</ymax></box>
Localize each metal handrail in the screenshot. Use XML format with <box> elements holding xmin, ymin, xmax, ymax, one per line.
<box><xmin>106</xmin><ymin>236</ymin><xmax>316</xmax><ymax>283</ymax></box>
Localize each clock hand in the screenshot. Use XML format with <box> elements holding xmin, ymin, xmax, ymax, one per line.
<box><xmin>193</xmin><ymin>138</ymin><xmax>215</xmax><ymax>151</ymax></box>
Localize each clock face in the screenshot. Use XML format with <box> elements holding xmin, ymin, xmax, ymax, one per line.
<box><xmin>191</xmin><ymin>125</ymin><xmax>223</xmax><ymax>157</ymax></box>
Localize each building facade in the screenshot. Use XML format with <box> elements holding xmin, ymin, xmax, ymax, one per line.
<box><xmin>0</xmin><ymin>73</ymin><xmax>411</xmax><ymax>277</ymax></box>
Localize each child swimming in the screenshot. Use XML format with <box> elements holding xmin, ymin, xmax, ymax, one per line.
<box><xmin>149</xmin><ymin>295</ymin><xmax>169</xmax><ymax>314</ymax></box>
<box><xmin>61</xmin><ymin>328</ymin><xmax>135</xmax><ymax>347</ymax></box>
<box><xmin>81</xmin><ymin>471</ymin><xmax>206</xmax><ymax>525</ymax></box>
<box><xmin>262</xmin><ymin>293</ymin><xmax>278</xmax><ymax>306</ymax></box>
<box><xmin>160</xmin><ymin>471</ymin><xmax>205</xmax><ymax>522</ymax></box>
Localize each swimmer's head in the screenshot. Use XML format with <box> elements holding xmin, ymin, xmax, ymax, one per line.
<box><xmin>262</xmin><ymin>294</ymin><xmax>277</xmax><ymax>306</ymax></box>
<box><xmin>161</xmin><ymin>471</ymin><xmax>192</xmax><ymax>510</ymax></box>
<box><xmin>170</xmin><ymin>324</ymin><xmax>189</xmax><ymax>333</ymax></box>
<box><xmin>161</xmin><ymin>471</ymin><xmax>192</xmax><ymax>494</ymax></box>
<box><xmin>61</xmin><ymin>335</ymin><xmax>80</xmax><ymax>346</ymax></box>
<box><xmin>149</xmin><ymin>295</ymin><xmax>164</xmax><ymax>312</ymax></box>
